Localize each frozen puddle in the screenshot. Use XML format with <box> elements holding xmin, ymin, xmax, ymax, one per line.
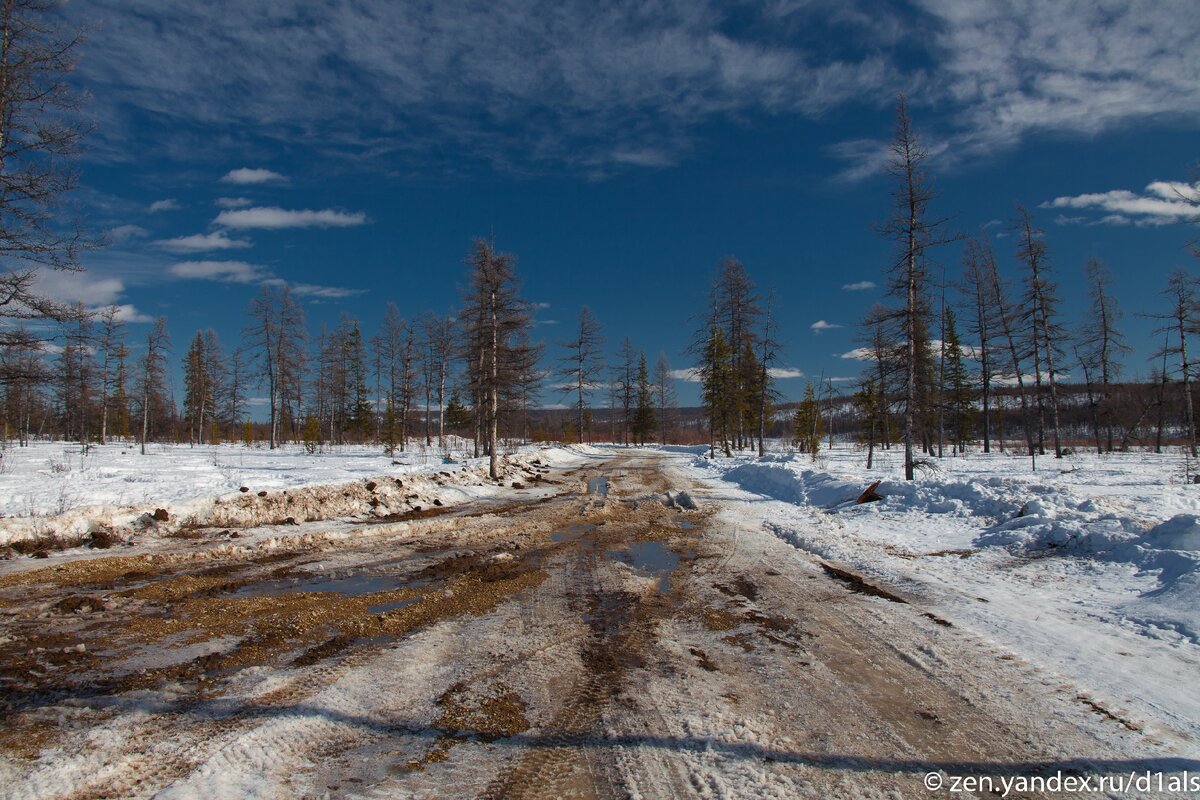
<box><xmin>587</xmin><ymin>476</ymin><xmax>609</xmax><ymax>496</ymax></box>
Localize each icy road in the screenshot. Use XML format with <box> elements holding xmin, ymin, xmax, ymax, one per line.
<box><xmin>0</xmin><ymin>451</ymin><xmax>1190</xmax><ymax>798</ymax></box>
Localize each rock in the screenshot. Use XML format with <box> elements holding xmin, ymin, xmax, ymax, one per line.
<box><xmin>31</xmin><ymin>550</ymin><xmax>49</xmax><ymax>559</ymax></box>
<box><xmin>257</xmin><ymin>490</ymin><xmax>268</xmax><ymax>497</ymax></box>
<box><xmin>433</xmin><ymin>498</ymin><xmax>443</xmax><ymax>506</ymax></box>
<box><xmin>283</xmin><ymin>517</ymin><xmax>298</xmax><ymax>525</ymax></box>
<box><xmin>512</xmin><ymin>482</ymin><xmax>524</xmax><ymax>489</ymax></box>
<box><xmin>152</xmin><ymin>508</ymin><xmax>170</xmax><ymax>522</ymax></box>
<box><xmin>240</xmin><ymin>486</ymin><xmax>250</xmax><ymax>493</ymax></box>
<box><xmin>365</xmin><ymin>481</ymin><xmax>378</xmax><ymax>492</ymax></box>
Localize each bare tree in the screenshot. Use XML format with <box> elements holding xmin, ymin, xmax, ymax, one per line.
<box><xmin>138</xmin><ymin>317</ymin><xmax>170</xmax><ymax>455</ymax></box>
<box><xmin>96</xmin><ymin>305</ymin><xmax>124</xmax><ymax>445</ymax></box>
<box><xmin>420</xmin><ymin>311</ymin><xmax>455</xmax><ymax>448</ymax></box>
<box><xmin>960</xmin><ymin>236</ymin><xmax>999</xmax><ymax>452</ymax></box>
<box><xmin>559</xmin><ymin>305</ymin><xmax>605</xmax><ymax>443</ymax></box>
<box><xmin>1147</xmin><ymin>270</ymin><xmax>1198</xmax><ymax>457</ymax></box>
<box><xmin>0</xmin><ymin>1</ymin><xmax>92</xmax><ymax>339</ymax></box>
<box><xmin>756</xmin><ymin>291</ymin><xmax>781</xmax><ymax>456</ymax></box>
<box><xmin>1077</xmin><ymin>259</ymin><xmax>1129</xmax><ymax>453</ymax></box>
<box><xmin>1014</xmin><ymin>205</ymin><xmax>1065</xmax><ymax>458</ymax></box>
<box><xmin>653</xmin><ymin>351</ymin><xmax>677</xmax><ymax>445</ymax></box>
<box><xmin>246</xmin><ymin>285</ymin><xmax>306</xmax><ymax>449</ymax></box>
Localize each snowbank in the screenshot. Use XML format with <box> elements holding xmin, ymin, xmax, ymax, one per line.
<box><xmin>685</xmin><ymin>445</ymin><xmax>1200</xmax><ymax>744</ymax></box>
<box><xmin>0</xmin><ymin>441</ymin><xmax>595</xmax><ymax>549</ymax></box>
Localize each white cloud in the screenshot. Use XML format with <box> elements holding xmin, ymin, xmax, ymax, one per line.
<box><xmin>214</xmin><ymin>207</ymin><xmax>369</xmax><ymax>230</ymax></box>
<box><xmin>155</xmin><ymin>230</ymin><xmax>253</xmax><ymax>253</ymax></box>
<box><xmin>35</xmin><ymin>270</ymin><xmax>126</xmax><ymax>307</ymax></box>
<box><xmin>1042</xmin><ymin>180</ymin><xmax>1200</xmax><ymax>226</ymax></box>
<box><xmin>220</xmin><ymin>167</ymin><xmax>287</xmax><ymax>185</ymax></box>
<box><xmin>169</xmin><ymin>260</ymin><xmax>267</xmax><ymax>283</ymax></box>
<box><xmin>108</xmin><ymin>224</ymin><xmax>149</xmax><ymax>244</ymax></box>
<box><xmin>148</xmin><ymin>198</ymin><xmax>180</xmax><ymax>213</ymax></box>
<box><xmin>839</xmin><ymin>347</ymin><xmax>873</xmax><ymax>361</ymax></box>
<box><xmin>768</xmin><ymin>367</ymin><xmax>804</xmax><ymax>379</ymax></box>
<box><xmin>841</xmin><ymin>280</ymin><xmax>876</xmax><ymax>291</ymax></box>
<box><xmin>31</xmin><ymin>269</ymin><xmax>151</xmax><ymax>322</ymax></box>
<box><xmin>668</xmin><ymin>368</ymin><xmax>701</xmax><ymax>382</ymax></box>
<box><xmin>265</xmin><ymin>279</ymin><xmax>365</xmax><ymax>298</ymax></box>
<box><xmin>810</xmin><ymin>320</ymin><xmax>842</xmax><ymax>333</ymax></box>
<box><xmin>215</xmin><ymin>196</ymin><xmax>253</xmax><ymax>208</ymax></box>
<box><xmin>110</xmin><ymin>304</ymin><xmax>153</xmax><ymax>324</ymax></box>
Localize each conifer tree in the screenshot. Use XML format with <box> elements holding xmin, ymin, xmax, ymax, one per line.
<box><xmin>631</xmin><ymin>352</ymin><xmax>656</xmax><ymax>446</ymax></box>
<box><xmin>941</xmin><ymin>307</ymin><xmax>974</xmax><ymax>453</ymax></box>
<box><xmin>879</xmin><ymin>95</ymin><xmax>954</xmax><ymax>479</ymax></box>
<box><xmin>793</xmin><ymin>382</ymin><xmax>822</xmax><ymax>459</ymax></box>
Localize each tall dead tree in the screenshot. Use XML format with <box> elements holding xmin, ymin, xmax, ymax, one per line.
<box><xmin>1147</xmin><ymin>270</ymin><xmax>1198</xmax><ymax>457</ymax></box>
<box><xmin>138</xmin><ymin>317</ymin><xmax>170</xmax><ymax>455</ymax></box>
<box><xmin>246</xmin><ymin>285</ymin><xmax>306</xmax><ymax>449</ymax></box>
<box><xmin>1014</xmin><ymin>205</ymin><xmax>1064</xmax><ymax>458</ymax></box>
<box><xmin>960</xmin><ymin>236</ymin><xmax>998</xmax><ymax>452</ymax></box>
<box><xmin>1078</xmin><ymin>259</ymin><xmax>1129</xmax><ymax>453</ymax></box>
<box><xmin>559</xmin><ymin>305</ymin><xmax>605</xmax><ymax>443</ymax></box>
<box><xmin>96</xmin><ymin>305</ymin><xmax>124</xmax><ymax>445</ymax></box>
<box><xmin>653</xmin><ymin>352</ymin><xmax>677</xmax><ymax>445</ymax></box>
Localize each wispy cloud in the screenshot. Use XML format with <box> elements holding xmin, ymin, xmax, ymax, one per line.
<box><xmin>66</xmin><ymin>1</ymin><xmax>1200</xmax><ymax>178</ymax></box>
<box><xmin>768</xmin><ymin>367</ymin><xmax>805</xmax><ymax>379</ymax></box>
<box><xmin>154</xmin><ymin>230</ymin><xmax>253</xmax><ymax>253</ymax></box>
<box><xmin>215</xmin><ymin>196</ymin><xmax>253</xmax><ymax>209</ymax></box>
<box><xmin>168</xmin><ymin>260</ymin><xmax>267</xmax><ymax>283</ymax></box>
<box><xmin>220</xmin><ymin>167</ymin><xmax>287</xmax><ymax>185</ymax></box>
<box><xmin>108</xmin><ymin>224</ymin><xmax>149</xmax><ymax>244</ymax></box>
<box><xmin>269</xmin><ymin>280</ymin><xmax>365</xmax><ymax>299</ymax></box>
<box><xmin>841</xmin><ymin>280</ymin><xmax>876</xmax><ymax>291</ymax></box>
<box><xmin>810</xmin><ymin>320</ymin><xmax>842</xmax><ymax>333</ymax></box>
<box><xmin>214</xmin><ymin>207</ymin><xmax>369</xmax><ymax>230</ymax></box>
<box><xmin>148</xmin><ymin>198</ymin><xmax>180</xmax><ymax>213</ymax></box>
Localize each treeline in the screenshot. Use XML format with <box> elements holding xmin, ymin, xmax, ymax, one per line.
<box><xmin>784</xmin><ymin>96</ymin><xmax>1199</xmax><ymax>475</ymax></box>
<box><xmin>0</xmin><ymin>238</ymin><xmax>687</xmax><ymax>477</ymax></box>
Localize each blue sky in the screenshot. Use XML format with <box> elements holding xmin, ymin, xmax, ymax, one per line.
<box><xmin>46</xmin><ymin>0</ymin><xmax>1200</xmax><ymax>407</ymax></box>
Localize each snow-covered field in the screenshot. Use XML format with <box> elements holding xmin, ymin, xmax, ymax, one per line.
<box><xmin>682</xmin><ymin>442</ymin><xmax>1200</xmax><ymax>748</ymax></box>
<box><xmin>0</xmin><ymin>439</ymin><xmax>592</xmax><ymax>546</ymax></box>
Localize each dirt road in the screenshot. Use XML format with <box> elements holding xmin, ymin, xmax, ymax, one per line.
<box><xmin>0</xmin><ymin>451</ymin><xmax>1180</xmax><ymax>798</ymax></box>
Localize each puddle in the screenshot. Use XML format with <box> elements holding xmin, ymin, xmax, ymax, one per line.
<box><xmin>551</xmin><ymin>524</ymin><xmax>597</xmax><ymax>543</ymax></box>
<box><xmin>586</xmin><ymin>476</ymin><xmax>609</xmax><ymax>496</ymax></box>
<box><xmin>605</xmin><ymin>541</ymin><xmax>692</xmax><ymax>592</ymax></box>
<box><xmin>233</xmin><ymin>571</ymin><xmax>417</xmax><ymax>598</ymax></box>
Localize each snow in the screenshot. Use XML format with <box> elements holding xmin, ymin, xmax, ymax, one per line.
<box><xmin>681</xmin><ymin>443</ymin><xmax>1200</xmax><ymax>748</ymax></box>
<box><xmin>0</xmin><ymin>439</ymin><xmax>598</xmax><ymax>547</ymax></box>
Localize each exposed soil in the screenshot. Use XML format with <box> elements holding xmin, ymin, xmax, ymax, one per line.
<box><xmin>0</xmin><ymin>451</ymin><xmax>1167</xmax><ymax>799</ymax></box>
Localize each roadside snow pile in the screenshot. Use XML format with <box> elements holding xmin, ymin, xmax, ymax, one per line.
<box><xmin>686</xmin><ymin>445</ymin><xmax>1200</xmax><ymax>742</ymax></box>
<box><xmin>698</xmin><ymin>449</ymin><xmax>1200</xmax><ymax>601</ymax></box>
<box><xmin>0</xmin><ymin>442</ymin><xmax>591</xmax><ymax>549</ymax></box>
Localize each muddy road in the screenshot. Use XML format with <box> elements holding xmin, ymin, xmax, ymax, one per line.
<box><xmin>0</xmin><ymin>452</ymin><xmax>1175</xmax><ymax>798</ymax></box>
